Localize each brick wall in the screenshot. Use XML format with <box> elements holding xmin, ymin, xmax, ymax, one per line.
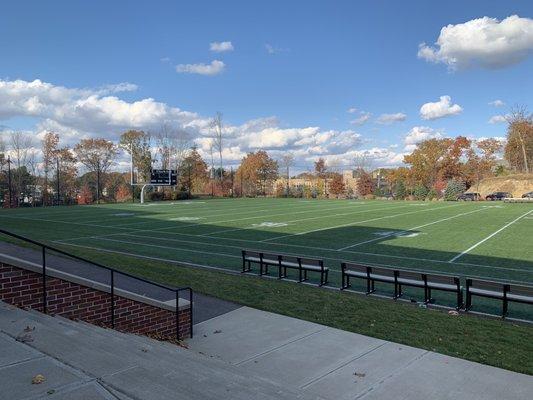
<box><xmin>0</xmin><ymin>262</ymin><xmax>191</xmax><ymax>340</ymax></box>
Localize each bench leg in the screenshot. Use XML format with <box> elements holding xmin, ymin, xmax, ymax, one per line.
<box><xmin>465</xmin><ymin>292</ymin><xmax>472</xmax><ymax>311</ymax></box>
<box><xmin>502</xmin><ymin>298</ymin><xmax>508</xmax><ymax>318</ymax></box>
<box><xmin>259</xmin><ymin>262</ymin><xmax>263</xmax><ymax>276</ymax></box>
<box><xmin>264</xmin><ymin>265</ymin><xmax>269</xmax><ymax>275</ymax></box>
<box><xmin>278</xmin><ymin>265</ymin><xmax>282</xmax><ymax>279</ymax></box>
<box><xmin>324</xmin><ymin>270</ymin><xmax>329</xmax><ymax>285</ymax></box>
<box><xmin>242</xmin><ymin>258</ymin><xmax>245</xmax><ymax>273</ymax></box>
<box><xmin>457</xmin><ymin>290</ymin><xmax>463</xmax><ymax>310</ymax></box>
<box><xmin>299</xmin><ymin>268</ymin><xmax>302</xmax><ymax>283</ymax></box>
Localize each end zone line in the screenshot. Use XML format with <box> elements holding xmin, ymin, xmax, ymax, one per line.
<box><xmin>449</xmin><ymin>209</ymin><xmax>533</xmax><ymax>263</ymax></box>
<box><xmin>337</xmin><ymin>207</ymin><xmax>489</xmax><ymax>251</ymax></box>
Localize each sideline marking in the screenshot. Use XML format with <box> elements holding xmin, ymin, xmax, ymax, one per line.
<box><xmin>448</xmin><ymin>209</ymin><xmax>533</xmax><ymax>263</ymax></box>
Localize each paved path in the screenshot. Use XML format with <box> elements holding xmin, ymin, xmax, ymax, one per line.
<box><xmin>187</xmin><ymin>307</ymin><xmax>533</xmax><ymax>400</ymax></box>
<box><xmin>0</xmin><ymin>241</ymin><xmax>240</xmax><ymax>324</ymax></box>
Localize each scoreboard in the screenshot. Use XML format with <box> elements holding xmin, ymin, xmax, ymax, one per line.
<box><xmin>150</xmin><ymin>169</ymin><xmax>178</xmax><ymax>186</ymax></box>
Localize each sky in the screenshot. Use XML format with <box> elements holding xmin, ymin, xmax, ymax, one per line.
<box><xmin>0</xmin><ymin>0</ymin><xmax>532</xmax><ymax>172</ymax></box>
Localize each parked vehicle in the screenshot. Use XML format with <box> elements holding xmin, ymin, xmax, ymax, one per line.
<box><xmin>522</xmin><ymin>191</ymin><xmax>533</xmax><ymax>199</ymax></box>
<box><xmin>457</xmin><ymin>192</ymin><xmax>481</xmax><ymax>201</ymax></box>
<box><xmin>485</xmin><ymin>192</ymin><xmax>512</xmax><ymax>201</ymax></box>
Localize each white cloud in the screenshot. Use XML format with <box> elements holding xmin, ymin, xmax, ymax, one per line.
<box><xmin>209</xmin><ymin>41</ymin><xmax>234</xmax><ymax>53</ymax></box>
<box><xmin>350</xmin><ymin>112</ymin><xmax>371</xmax><ymax>126</ymax></box>
<box><xmin>175</xmin><ymin>60</ymin><xmax>225</xmax><ymax>76</ymax></box>
<box><xmin>347</xmin><ymin>107</ymin><xmax>358</xmax><ymax>114</ymax></box>
<box><xmin>376</xmin><ymin>112</ymin><xmax>407</xmax><ymax>124</ymax></box>
<box><xmin>418</xmin><ymin>15</ymin><xmax>533</xmax><ymax>70</ymax></box>
<box><xmin>404</xmin><ymin>126</ymin><xmax>443</xmax><ymax>151</ymax></box>
<box><xmin>419</xmin><ymin>96</ymin><xmax>462</xmax><ymax>120</ymax></box>
<box><xmin>488</xmin><ymin>114</ymin><xmax>509</xmax><ymax>124</ymax></box>
<box><xmin>488</xmin><ymin>99</ymin><xmax>505</xmax><ymax>107</ymax></box>
<box><xmin>0</xmin><ymin>78</ymin><xmax>381</xmax><ymax>169</ymax></box>
<box><xmin>265</xmin><ymin>44</ymin><xmax>289</xmax><ymax>54</ymax></box>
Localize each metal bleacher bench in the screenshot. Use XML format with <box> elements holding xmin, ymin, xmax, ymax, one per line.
<box><xmin>466</xmin><ymin>279</ymin><xmax>533</xmax><ymax>318</ymax></box>
<box><xmin>341</xmin><ymin>262</ymin><xmax>463</xmax><ymax>309</ymax></box>
<box><xmin>241</xmin><ymin>250</ymin><xmax>329</xmax><ymax>286</ymax></box>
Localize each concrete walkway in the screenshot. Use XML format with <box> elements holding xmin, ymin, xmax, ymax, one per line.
<box><xmin>0</xmin><ymin>241</ymin><xmax>240</xmax><ymax>324</ymax></box>
<box><xmin>187</xmin><ymin>307</ymin><xmax>533</xmax><ymax>400</ymax></box>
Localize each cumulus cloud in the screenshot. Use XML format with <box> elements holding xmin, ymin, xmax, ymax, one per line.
<box><xmin>488</xmin><ymin>99</ymin><xmax>505</xmax><ymax>107</ymax></box>
<box><xmin>404</xmin><ymin>126</ymin><xmax>443</xmax><ymax>151</ymax></box>
<box><xmin>209</xmin><ymin>41</ymin><xmax>234</xmax><ymax>53</ymax></box>
<box><xmin>0</xmin><ymin>78</ymin><xmax>407</xmax><ymax>168</ymax></box>
<box><xmin>418</xmin><ymin>15</ymin><xmax>533</xmax><ymax>70</ymax></box>
<box><xmin>376</xmin><ymin>112</ymin><xmax>407</xmax><ymax>124</ymax></box>
<box><xmin>488</xmin><ymin>114</ymin><xmax>509</xmax><ymax>124</ymax></box>
<box><xmin>175</xmin><ymin>60</ymin><xmax>225</xmax><ymax>75</ymax></box>
<box><xmin>420</xmin><ymin>96</ymin><xmax>462</xmax><ymax>120</ymax></box>
<box><xmin>350</xmin><ymin>111</ymin><xmax>371</xmax><ymax>126</ymax></box>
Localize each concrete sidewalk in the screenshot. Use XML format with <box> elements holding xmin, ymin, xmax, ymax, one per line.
<box><xmin>187</xmin><ymin>307</ymin><xmax>533</xmax><ymax>400</ymax></box>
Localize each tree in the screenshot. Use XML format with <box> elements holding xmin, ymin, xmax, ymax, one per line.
<box><xmin>465</xmin><ymin>139</ymin><xmax>503</xmax><ymax>192</ymax></box>
<box><xmin>211</xmin><ymin>112</ymin><xmax>224</xmax><ymax>184</ymax></box>
<box><xmin>504</xmin><ymin>107</ymin><xmax>532</xmax><ymax>173</ymax></box>
<box><xmin>41</xmin><ymin>132</ymin><xmax>59</xmax><ymax>206</ymax></box>
<box><xmin>328</xmin><ymin>174</ymin><xmax>345</xmax><ymax>197</ymax></box>
<box><xmin>236</xmin><ymin>151</ymin><xmax>278</xmax><ymax>196</ymax></box>
<box><xmin>119</xmin><ymin>130</ymin><xmax>152</xmax><ymax>183</ymax></box>
<box><xmin>413</xmin><ymin>184</ymin><xmax>429</xmax><ymax>200</ymax></box>
<box><xmin>356</xmin><ymin>171</ymin><xmax>375</xmax><ymax>196</ymax></box>
<box><xmin>74</xmin><ymin>138</ymin><xmax>117</xmax><ymax>204</ymax></box>
<box><xmin>394</xmin><ymin>180</ymin><xmax>407</xmax><ymax>200</ymax></box>
<box><xmin>9</xmin><ymin>132</ymin><xmax>33</xmax><ymax>198</ymax></box>
<box><xmin>180</xmin><ymin>147</ymin><xmax>209</xmax><ymax>195</ymax></box>
<box><xmin>52</xmin><ymin>148</ymin><xmax>78</xmax><ymax>204</ymax></box>
<box><xmin>314</xmin><ymin>158</ymin><xmax>328</xmax><ymax>195</ymax></box>
<box><xmin>279</xmin><ymin>153</ymin><xmax>294</xmax><ymax>197</ymax></box>
<box><xmin>444</xmin><ymin>179</ymin><xmax>466</xmax><ymax>201</ymax></box>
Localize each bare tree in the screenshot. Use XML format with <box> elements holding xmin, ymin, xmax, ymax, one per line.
<box><xmin>505</xmin><ymin>106</ymin><xmax>532</xmax><ymax>173</ymax></box>
<box><xmin>211</xmin><ymin>112</ymin><xmax>224</xmax><ymax>181</ymax></box>
<box><xmin>10</xmin><ymin>132</ymin><xmax>33</xmax><ymax>197</ymax></box>
<box><xmin>42</xmin><ymin>132</ymin><xmax>60</xmax><ymax>206</ymax></box>
<box><xmin>279</xmin><ymin>153</ymin><xmax>294</xmax><ymax>196</ymax></box>
<box><xmin>353</xmin><ymin>152</ymin><xmax>373</xmax><ymax>173</ymax></box>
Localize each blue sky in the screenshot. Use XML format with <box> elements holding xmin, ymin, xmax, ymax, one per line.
<box><xmin>0</xmin><ymin>0</ymin><xmax>532</xmax><ymax>170</ymax></box>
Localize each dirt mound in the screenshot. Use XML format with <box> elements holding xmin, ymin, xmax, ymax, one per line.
<box><xmin>468</xmin><ymin>174</ymin><xmax>533</xmax><ymax>198</ymax></box>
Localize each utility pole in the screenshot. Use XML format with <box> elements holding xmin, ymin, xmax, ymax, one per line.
<box><xmin>7</xmin><ymin>156</ymin><xmax>12</xmax><ymax>208</ymax></box>
<box><xmin>56</xmin><ymin>157</ymin><xmax>60</xmax><ymax>206</ymax></box>
<box><xmin>96</xmin><ymin>165</ymin><xmax>100</xmax><ymax>205</ymax></box>
<box><xmin>230</xmin><ymin>166</ymin><xmax>234</xmax><ymax>197</ymax></box>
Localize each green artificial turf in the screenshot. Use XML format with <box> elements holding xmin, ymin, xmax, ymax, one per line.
<box><xmin>0</xmin><ymin>198</ymin><xmax>532</xmax><ymax>373</ymax></box>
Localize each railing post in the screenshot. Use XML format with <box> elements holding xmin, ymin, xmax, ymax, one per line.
<box><xmin>176</xmin><ymin>289</ymin><xmax>180</xmax><ymax>341</ymax></box>
<box><xmin>42</xmin><ymin>247</ymin><xmax>47</xmax><ymax>314</ymax></box>
<box><xmin>110</xmin><ymin>270</ymin><xmax>115</xmax><ymax>328</ymax></box>
<box><xmin>189</xmin><ymin>288</ymin><xmax>193</xmax><ymax>339</ymax></box>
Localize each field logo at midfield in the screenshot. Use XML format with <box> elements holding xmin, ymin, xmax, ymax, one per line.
<box><xmin>112</xmin><ymin>213</ymin><xmax>135</xmax><ymax>217</ymax></box>
<box><xmin>169</xmin><ymin>217</ymin><xmax>202</xmax><ymax>221</ymax></box>
<box><xmin>252</xmin><ymin>222</ymin><xmax>288</xmax><ymax>228</ymax></box>
<box><xmin>373</xmin><ymin>230</ymin><xmax>421</xmax><ymax>238</ymax></box>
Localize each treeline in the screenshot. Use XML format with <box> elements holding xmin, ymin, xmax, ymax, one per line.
<box><xmin>0</xmin><ymin>109</ymin><xmax>530</xmax><ymax>206</ymax></box>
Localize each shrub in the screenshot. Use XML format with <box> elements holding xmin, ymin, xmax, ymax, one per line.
<box><xmin>426</xmin><ymin>188</ymin><xmax>438</xmax><ymax>200</ymax></box>
<box><xmin>444</xmin><ymin>179</ymin><xmax>466</xmax><ymax>201</ymax></box>
<box><xmin>394</xmin><ymin>180</ymin><xmax>407</xmax><ymax>200</ymax></box>
<box><xmin>414</xmin><ymin>185</ymin><xmax>429</xmax><ymax>200</ymax></box>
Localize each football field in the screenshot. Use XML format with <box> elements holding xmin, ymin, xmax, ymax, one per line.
<box><xmin>0</xmin><ymin>198</ymin><xmax>531</xmax><ymax>288</ymax></box>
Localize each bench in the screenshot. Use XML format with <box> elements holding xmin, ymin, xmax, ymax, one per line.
<box><xmin>466</xmin><ymin>279</ymin><xmax>533</xmax><ymax>317</ymax></box>
<box><xmin>341</xmin><ymin>263</ymin><xmax>463</xmax><ymax>309</ymax></box>
<box><xmin>242</xmin><ymin>250</ymin><xmax>328</xmax><ymax>286</ymax></box>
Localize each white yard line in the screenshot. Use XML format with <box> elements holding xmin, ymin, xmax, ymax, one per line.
<box><xmin>448</xmin><ymin>209</ymin><xmax>533</xmax><ymax>263</ymax></box>
<box><xmin>337</xmin><ymin>207</ymin><xmax>488</xmax><ymax>251</ymax></box>
<box><xmin>261</xmin><ymin>203</ymin><xmax>460</xmax><ymax>242</ymax></box>
<box><xmin>200</xmin><ymin>203</ymin><xmax>411</xmax><ymax>237</ymax></box>
<box><xmin>50</xmin><ymin>201</ymin><xmax>400</xmax><ymax>243</ymax></box>
<box><xmin>53</xmin><ymin>236</ymin><xmax>533</xmax><ymax>276</ymax></box>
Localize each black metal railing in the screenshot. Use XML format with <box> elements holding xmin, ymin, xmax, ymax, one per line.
<box><xmin>0</xmin><ymin>228</ymin><xmax>193</xmax><ymax>340</ymax></box>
